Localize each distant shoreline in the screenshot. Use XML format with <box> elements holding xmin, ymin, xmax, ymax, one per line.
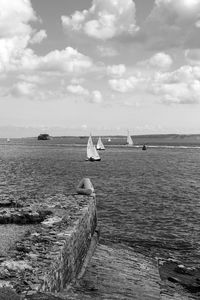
<box><xmin>1</xmin><ymin>134</ymin><xmax>200</xmax><ymax>147</ymax></box>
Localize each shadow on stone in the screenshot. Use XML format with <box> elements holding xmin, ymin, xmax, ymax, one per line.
<box><xmin>158</xmin><ymin>259</ymin><xmax>200</xmax><ymax>294</ymax></box>
<box><xmin>0</xmin><ymin>287</ymin><xmax>21</xmax><ymax>300</ymax></box>
<box><xmin>26</xmin><ymin>292</ymin><xmax>66</xmax><ymax>299</ymax></box>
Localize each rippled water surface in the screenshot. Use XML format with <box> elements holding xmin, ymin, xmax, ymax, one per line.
<box><xmin>1</xmin><ymin>143</ymin><xmax>200</xmax><ymax>267</ymax></box>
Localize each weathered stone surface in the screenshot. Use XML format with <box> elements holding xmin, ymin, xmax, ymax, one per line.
<box><xmin>159</xmin><ymin>259</ymin><xmax>200</xmax><ymax>298</ymax></box>
<box><xmin>26</xmin><ymin>292</ymin><xmax>64</xmax><ymax>299</ymax></box>
<box><xmin>0</xmin><ymin>194</ymin><xmax>97</xmax><ymax>299</ymax></box>
<box><xmin>0</xmin><ymin>287</ymin><xmax>21</xmax><ymax>300</ymax></box>
<box><xmin>0</xmin><ymin>208</ymin><xmax>53</xmax><ymax>225</ymax></box>
<box><xmin>64</xmin><ymin>243</ymin><xmax>161</xmax><ymax>300</ymax></box>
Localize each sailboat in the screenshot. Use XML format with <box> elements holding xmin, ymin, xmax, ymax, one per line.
<box><xmin>108</xmin><ymin>138</ymin><xmax>111</xmax><ymax>142</ymax></box>
<box><xmin>7</xmin><ymin>138</ymin><xmax>10</xmax><ymax>142</ymax></box>
<box><xmin>126</xmin><ymin>130</ymin><xmax>133</xmax><ymax>146</ymax></box>
<box><xmin>96</xmin><ymin>137</ymin><xmax>105</xmax><ymax>150</ymax></box>
<box><xmin>86</xmin><ymin>135</ymin><xmax>101</xmax><ymax>161</ymax></box>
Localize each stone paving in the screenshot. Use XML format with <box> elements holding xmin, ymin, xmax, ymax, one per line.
<box><xmin>63</xmin><ymin>243</ymin><xmax>160</xmax><ymax>299</ymax></box>
<box><xmin>62</xmin><ymin>243</ymin><xmax>195</xmax><ymax>300</ymax></box>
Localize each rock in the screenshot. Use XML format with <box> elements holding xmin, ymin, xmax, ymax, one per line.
<box><xmin>0</xmin><ymin>287</ymin><xmax>21</xmax><ymax>300</ymax></box>
<box><xmin>0</xmin><ymin>200</ymin><xmax>12</xmax><ymax>207</ymax></box>
<box><xmin>1</xmin><ymin>260</ymin><xmax>32</xmax><ymax>272</ymax></box>
<box><xmin>158</xmin><ymin>259</ymin><xmax>200</xmax><ymax>294</ymax></box>
<box><xmin>26</xmin><ymin>292</ymin><xmax>64</xmax><ymax>299</ymax></box>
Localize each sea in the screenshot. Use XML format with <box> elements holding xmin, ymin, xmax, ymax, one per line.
<box><xmin>1</xmin><ymin>138</ymin><xmax>200</xmax><ymax>297</ymax></box>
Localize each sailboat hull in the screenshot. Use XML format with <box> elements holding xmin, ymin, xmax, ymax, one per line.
<box><xmin>87</xmin><ymin>157</ymin><xmax>101</xmax><ymax>162</ymax></box>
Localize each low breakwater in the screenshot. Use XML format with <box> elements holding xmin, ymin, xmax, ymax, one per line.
<box><xmin>0</xmin><ymin>193</ymin><xmax>98</xmax><ymax>299</ymax></box>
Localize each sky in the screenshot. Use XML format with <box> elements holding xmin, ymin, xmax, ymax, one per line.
<box><xmin>1</xmin><ymin>0</ymin><xmax>200</xmax><ymax>137</ymax></box>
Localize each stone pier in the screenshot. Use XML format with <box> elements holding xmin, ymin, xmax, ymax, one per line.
<box><xmin>0</xmin><ymin>193</ymin><xmax>198</xmax><ymax>300</ymax></box>
<box><xmin>0</xmin><ymin>193</ymin><xmax>98</xmax><ymax>299</ymax></box>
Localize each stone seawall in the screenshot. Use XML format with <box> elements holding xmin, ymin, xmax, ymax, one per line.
<box><xmin>0</xmin><ymin>193</ymin><xmax>98</xmax><ymax>299</ymax></box>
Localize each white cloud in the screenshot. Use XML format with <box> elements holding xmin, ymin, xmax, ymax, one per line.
<box><xmin>81</xmin><ymin>124</ymin><xmax>88</xmax><ymax>130</ymax></box>
<box><xmin>11</xmin><ymin>81</ymin><xmax>36</xmax><ymax>98</ymax></box>
<box><xmin>67</xmin><ymin>85</ymin><xmax>103</xmax><ymax>104</ymax></box>
<box><xmin>0</xmin><ymin>0</ymin><xmax>106</xmax><ymax>106</ymax></box>
<box><xmin>107</xmin><ymin>64</ymin><xmax>126</xmax><ymax>77</ymax></box>
<box><xmin>154</xmin><ymin>0</ymin><xmax>200</xmax><ymax>23</ymax></box>
<box><xmin>62</xmin><ymin>0</ymin><xmax>138</xmax><ymax>40</ymax></box>
<box><xmin>108</xmin><ymin>60</ymin><xmax>200</xmax><ymax>105</ymax></box>
<box><xmin>0</xmin><ymin>44</ymin><xmax>93</xmax><ymax>74</ymax></box>
<box><xmin>97</xmin><ymin>45</ymin><xmax>119</xmax><ymax>57</ymax></box>
<box><xmin>185</xmin><ymin>48</ymin><xmax>200</xmax><ymax>65</ymax></box>
<box><xmin>67</xmin><ymin>84</ymin><xmax>89</xmax><ymax>96</ymax></box>
<box><xmin>139</xmin><ymin>0</ymin><xmax>200</xmax><ymax>49</ymax></box>
<box><xmin>109</xmin><ymin>76</ymin><xmax>140</xmax><ymax>93</ymax></box>
<box><xmin>0</xmin><ymin>1</ymin><xmax>93</xmax><ymax>77</ymax></box>
<box><xmin>70</xmin><ymin>78</ymin><xmax>85</xmax><ymax>85</ymax></box>
<box><xmin>150</xmin><ymin>65</ymin><xmax>200</xmax><ymax>104</ymax></box>
<box><xmin>138</xmin><ymin>52</ymin><xmax>173</xmax><ymax>70</ymax></box>
<box><xmin>18</xmin><ymin>74</ymin><xmax>44</xmax><ymax>84</ymax></box>
<box><xmin>0</xmin><ymin>37</ymin><xmax>28</xmax><ymax>72</ymax></box>
<box><xmin>148</xmin><ymin>52</ymin><xmax>173</xmax><ymax>69</ymax></box>
<box><xmin>0</xmin><ymin>0</ymin><xmax>46</xmax><ymax>73</ymax></box>
<box><xmin>91</xmin><ymin>90</ymin><xmax>103</xmax><ymax>103</ymax></box>
<box><xmin>36</xmin><ymin>47</ymin><xmax>93</xmax><ymax>73</ymax></box>
<box><xmin>30</xmin><ymin>30</ymin><xmax>47</xmax><ymax>44</ymax></box>
<box><xmin>0</xmin><ymin>0</ymin><xmax>37</xmax><ymax>38</ymax></box>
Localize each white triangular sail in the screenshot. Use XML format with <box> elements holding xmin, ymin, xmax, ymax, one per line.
<box><xmin>97</xmin><ymin>137</ymin><xmax>105</xmax><ymax>150</ymax></box>
<box><xmin>87</xmin><ymin>135</ymin><xmax>100</xmax><ymax>160</ymax></box>
<box><xmin>126</xmin><ymin>131</ymin><xmax>133</xmax><ymax>146</ymax></box>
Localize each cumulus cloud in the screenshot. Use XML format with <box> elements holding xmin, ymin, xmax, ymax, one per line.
<box><xmin>150</xmin><ymin>65</ymin><xmax>200</xmax><ymax>104</ymax></box>
<box><xmin>0</xmin><ymin>0</ymin><xmax>37</xmax><ymax>38</ymax></box>
<box><xmin>148</xmin><ymin>52</ymin><xmax>173</xmax><ymax>69</ymax></box>
<box><xmin>67</xmin><ymin>84</ymin><xmax>89</xmax><ymax>96</ymax></box>
<box><xmin>0</xmin><ymin>0</ymin><xmax>104</xmax><ymax>105</ymax></box>
<box><xmin>36</xmin><ymin>47</ymin><xmax>93</xmax><ymax>73</ymax></box>
<box><xmin>11</xmin><ymin>81</ymin><xmax>36</xmax><ymax>98</ymax></box>
<box><xmin>67</xmin><ymin>85</ymin><xmax>103</xmax><ymax>104</ymax></box>
<box><xmin>30</xmin><ymin>30</ymin><xmax>47</xmax><ymax>44</ymax></box>
<box><xmin>154</xmin><ymin>0</ymin><xmax>200</xmax><ymax>23</ymax></box>
<box><xmin>0</xmin><ymin>1</ymin><xmax>93</xmax><ymax>76</ymax></box>
<box><xmin>97</xmin><ymin>45</ymin><xmax>119</xmax><ymax>57</ymax></box>
<box><xmin>62</xmin><ymin>0</ymin><xmax>138</xmax><ymax>40</ymax></box>
<box><xmin>107</xmin><ymin>64</ymin><xmax>126</xmax><ymax>77</ymax></box>
<box><xmin>138</xmin><ymin>52</ymin><xmax>173</xmax><ymax>70</ymax></box>
<box><xmin>0</xmin><ymin>44</ymin><xmax>93</xmax><ymax>74</ymax></box>
<box><xmin>0</xmin><ymin>0</ymin><xmax>46</xmax><ymax>73</ymax></box>
<box><xmin>185</xmin><ymin>48</ymin><xmax>200</xmax><ymax>65</ymax></box>
<box><xmin>140</xmin><ymin>0</ymin><xmax>200</xmax><ymax>49</ymax></box>
<box><xmin>109</xmin><ymin>76</ymin><xmax>140</xmax><ymax>93</ymax></box>
<box><xmin>108</xmin><ymin>60</ymin><xmax>200</xmax><ymax>105</ymax></box>
<box><xmin>91</xmin><ymin>90</ymin><xmax>103</xmax><ymax>103</ymax></box>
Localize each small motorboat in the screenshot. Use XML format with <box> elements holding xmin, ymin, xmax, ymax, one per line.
<box><xmin>142</xmin><ymin>144</ymin><xmax>147</xmax><ymax>150</ymax></box>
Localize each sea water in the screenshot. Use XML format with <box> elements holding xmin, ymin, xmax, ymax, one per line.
<box><xmin>1</xmin><ymin>143</ymin><xmax>200</xmax><ymax>277</ymax></box>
